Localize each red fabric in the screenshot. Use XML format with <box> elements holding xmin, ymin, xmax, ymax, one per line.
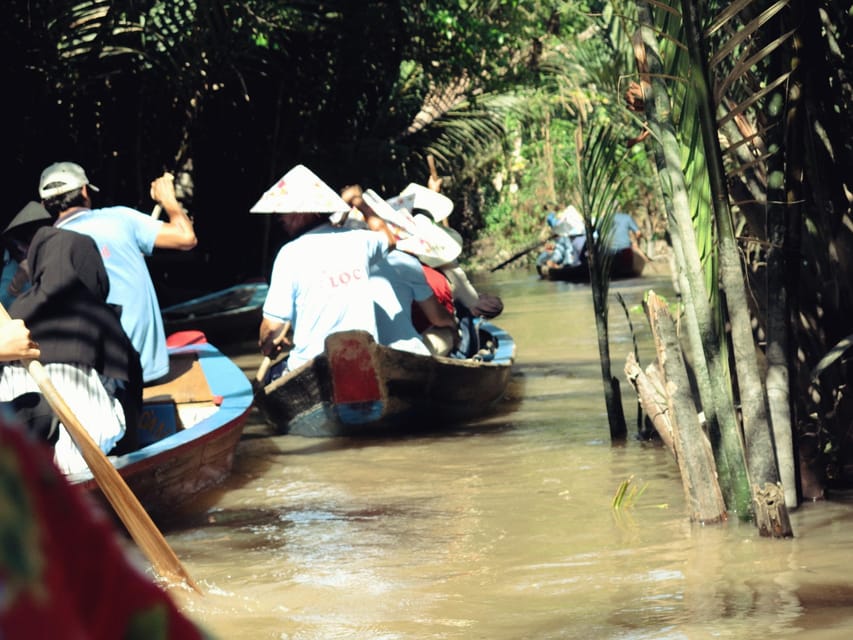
<box><xmin>0</xmin><ymin>422</ymin><xmax>205</xmax><ymax>639</ymax></box>
<box><xmin>412</xmin><ymin>265</ymin><xmax>454</xmax><ymax>332</ymax></box>
<box><xmin>166</xmin><ymin>330</ymin><xmax>208</xmax><ymax>347</ymax></box>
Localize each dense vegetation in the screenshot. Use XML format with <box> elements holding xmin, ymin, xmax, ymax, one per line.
<box><xmin>4</xmin><ymin>0</ymin><xmax>853</xmax><ymax>527</ymax></box>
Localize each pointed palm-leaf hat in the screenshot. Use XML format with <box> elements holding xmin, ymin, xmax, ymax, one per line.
<box><xmin>250</xmin><ymin>164</ymin><xmax>349</xmax><ymax>214</ymax></box>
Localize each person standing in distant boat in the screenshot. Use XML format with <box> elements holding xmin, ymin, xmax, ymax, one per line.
<box><xmin>607</xmin><ymin>210</ymin><xmax>643</xmax><ymax>277</ymax></box>
<box><xmin>38</xmin><ymin>161</ymin><xmax>197</xmax><ymax>383</ymax></box>
<box><xmin>608</xmin><ymin>210</ymin><xmax>641</xmax><ymax>253</ymax></box>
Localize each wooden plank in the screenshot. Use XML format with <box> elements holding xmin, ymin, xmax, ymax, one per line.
<box><xmin>143</xmin><ymin>353</ymin><xmax>216</xmax><ymax>404</ymax></box>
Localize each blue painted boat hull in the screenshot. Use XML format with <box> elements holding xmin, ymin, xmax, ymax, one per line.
<box><xmin>71</xmin><ymin>336</ymin><xmax>254</xmax><ymax>520</ymax></box>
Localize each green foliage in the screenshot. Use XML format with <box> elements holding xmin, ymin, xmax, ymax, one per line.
<box><xmin>612</xmin><ymin>475</ymin><xmax>648</xmax><ymax>509</ymax></box>
<box><xmin>476</xmin><ymin>2</ymin><xmax>661</xmax><ymax>252</ymax></box>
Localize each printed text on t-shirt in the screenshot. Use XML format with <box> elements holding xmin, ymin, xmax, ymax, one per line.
<box><xmin>327</xmin><ymin>267</ymin><xmax>365</xmax><ymax>288</ymax></box>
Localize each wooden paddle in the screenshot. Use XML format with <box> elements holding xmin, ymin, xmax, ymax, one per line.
<box><xmin>489</xmin><ymin>234</ymin><xmax>557</xmax><ymax>272</ymax></box>
<box><xmin>427</xmin><ymin>154</ymin><xmax>439</xmax><ymax>183</ymax></box>
<box><xmin>0</xmin><ymin>305</ymin><xmax>201</xmax><ymax>594</ymax></box>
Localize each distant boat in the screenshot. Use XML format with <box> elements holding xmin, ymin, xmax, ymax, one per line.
<box><xmin>161</xmin><ymin>281</ymin><xmax>268</xmax><ymax>344</ymax></box>
<box><xmin>69</xmin><ymin>331</ymin><xmax>254</xmax><ymax>521</ymax></box>
<box><xmin>538</xmin><ymin>247</ymin><xmax>647</xmax><ymax>282</ymax></box>
<box><xmin>255</xmin><ymin>322</ymin><xmax>516</xmax><ymax>437</ymax></box>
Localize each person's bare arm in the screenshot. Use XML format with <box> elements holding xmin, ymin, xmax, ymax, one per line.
<box><xmin>0</xmin><ymin>318</ymin><xmax>40</xmax><ymax>361</ymax></box>
<box><xmin>150</xmin><ymin>173</ymin><xmax>198</xmax><ymax>251</ymax></box>
<box><xmin>259</xmin><ymin>317</ymin><xmax>292</xmax><ymax>358</ymax></box>
<box><xmin>415</xmin><ymin>295</ymin><xmax>456</xmax><ymax>329</ymax></box>
<box><xmin>341</xmin><ymin>185</ymin><xmax>397</xmax><ymax>250</ymax></box>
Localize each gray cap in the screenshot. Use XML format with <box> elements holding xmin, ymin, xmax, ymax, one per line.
<box><xmin>39</xmin><ymin>161</ymin><xmax>100</xmax><ymax>199</ymax></box>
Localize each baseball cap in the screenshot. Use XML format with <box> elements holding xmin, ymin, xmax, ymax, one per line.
<box><xmin>38</xmin><ymin>162</ymin><xmax>100</xmax><ymax>200</ymax></box>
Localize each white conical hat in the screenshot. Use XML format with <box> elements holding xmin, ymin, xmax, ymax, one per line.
<box><xmin>385</xmin><ymin>192</ymin><xmax>416</xmax><ymax>217</ymax></box>
<box><xmin>397</xmin><ymin>214</ymin><xmax>462</xmax><ymax>267</ymax></box>
<box><xmin>250</xmin><ymin>164</ymin><xmax>349</xmax><ymax>214</ymax></box>
<box><xmin>399</xmin><ymin>183</ymin><xmax>454</xmax><ymax>222</ymax></box>
<box><xmin>361</xmin><ymin>189</ymin><xmax>418</xmax><ymax>236</ymax></box>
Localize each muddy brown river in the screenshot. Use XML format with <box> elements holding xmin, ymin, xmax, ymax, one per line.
<box><xmin>157</xmin><ymin>268</ymin><xmax>853</xmax><ymax>639</ymax></box>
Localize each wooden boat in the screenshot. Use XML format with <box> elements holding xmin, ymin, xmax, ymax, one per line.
<box><xmin>256</xmin><ymin>321</ymin><xmax>516</xmax><ymax>437</ymax></box>
<box><xmin>161</xmin><ymin>281</ymin><xmax>268</xmax><ymax>343</ymax></box>
<box><xmin>69</xmin><ymin>331</ymin><xmax>254</xmax><ymax>519</ymax></box>
<box><xmin>538</xmin><ymin>247</ymin><xmax>647</xmax><ymax>282</ymax></box>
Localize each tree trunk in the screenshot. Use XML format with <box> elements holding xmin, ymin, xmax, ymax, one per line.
<box><xmin>682</xmin><ymin>0</ymin><xmax>793</xmax><ymax>536</ymax></box>
<box><xmin>764</xmin><ymin>85</ymin><xmax>798</xmax><ymax>509</ymax></box>
<box><xmin>634</xmin><ymin>8</ymin><xmax>753</xmax><ymax>517</ymax></box>
<box><xmin>575</xmin><ymin>125</ymin><xmax>627</xmax><ymax>442</ymax></box>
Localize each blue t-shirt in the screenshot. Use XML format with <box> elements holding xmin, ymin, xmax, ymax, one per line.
<box><xmin>56</xmin><ymin>207</ymin><xmax>167</xmax><ymax>382</ymax></box>
<box><xmin>609</xmin><ymin>213</ymin><xmax>639</xmax><ymax>252</ymax></box>
<box><xmin>369</xmin><ymin>250</ymin><xmax>433</xmax><ymax>355</ymax></box>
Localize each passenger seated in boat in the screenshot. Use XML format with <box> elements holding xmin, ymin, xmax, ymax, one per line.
<box><xmin>539</xmin><ymin>211</ymin><xmax>583</xmax><ymax>268</ymax></box>
<box><xmin>379</xmin><ymin>177</ymin><xmax>506</xmax><ymax>359</ymax></box>
<box><xmin>254</xmin><ymin>166</ymin><xmax>396</xmax><ymax>377</ymax></box>
<box><xmin>410</xmin><ymin>264</ymin><xmax>459</xmax><ymax>356</ymax></box>
<box><xmin>0</xmin><ymin>227</ymin><xmax>142</xmax><ymax>474</ymax></box>
<box><xmin>370</xmin><ymin>249</ymin><xmax>456</xmax><ymax>356</ymax></box>
<box><xmin>0</xmin><ymin>201</ymin><xmax>53</xmax><ymax>307</ymax></box>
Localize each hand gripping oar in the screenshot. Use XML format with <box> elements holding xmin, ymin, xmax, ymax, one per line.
<box><xmin>0</xmin><ymin>304</ymin><xmax>201</xmax><ymax>594</ymax></box>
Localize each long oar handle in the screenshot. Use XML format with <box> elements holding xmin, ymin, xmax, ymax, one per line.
<box><xmin>427</xmin><ymin>154</ymin><xmax>439</xmax><ymax>182</ymax></box>
<box><xmin>255</xmin><ymin>356</ymin><xmax>272</xmax><ymax>386</ymax></box>
<box><xmin>489</xmin><ymin>234</ymin><xmax>556</xmax><ymax>272</ymax></box>
<box><xmin>0</xmin><ymin>305</ymin><xmax>201</xmax><ymax>594</ymax></box>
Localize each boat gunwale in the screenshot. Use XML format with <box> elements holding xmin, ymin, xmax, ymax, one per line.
<box><xmin>69</xmin><ymin>341</ymin><xmax>253</xmax><ymax>484</ymax></box>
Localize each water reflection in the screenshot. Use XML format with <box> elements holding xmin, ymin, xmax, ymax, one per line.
<box><xmin>164</xmin><ymin>271</ymin><xmax>853</xmax><ymax>639</ymax></box>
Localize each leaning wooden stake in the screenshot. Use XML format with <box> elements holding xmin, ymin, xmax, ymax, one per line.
<box><xmin>0</xmin><ymin>305</ymin><xmax>201</xmax><ymax>593</ymax></box>
<box><xmin>624</xmin><ymin>353</ymin><xmax>674</xmax><ymax>454</ymax></box>
<box><xmin>644</xmin><ymin>292</ymin><xmax>727</xmax><ymax>524</ymax></box>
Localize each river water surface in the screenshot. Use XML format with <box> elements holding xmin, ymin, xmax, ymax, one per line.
<box><xmin>162</xmin><ymin>269</ymin><xmax>853</xmax><ymax>639</ymax></box>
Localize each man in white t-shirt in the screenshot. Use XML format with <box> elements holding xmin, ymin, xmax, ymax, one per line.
<box><xmin>254</xmin><ymin>166</ymin><xmax>396</xmax><ymax>372</ymax></box>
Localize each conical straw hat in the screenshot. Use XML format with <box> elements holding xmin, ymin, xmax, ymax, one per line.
<box><xmin>4</xmin><ymin>201</ymin><xmax>52</xmax><ymax>235</ymax></box>
<box><xmin>250</xmin><ymin>164</ymin><xmax>349</xmax><ymax>214</ymax></box>
<box><xmin>361</xmin><ymin>189</ymin><xmax>418</xmax><ymax>236</ymax></box>
<box><xmin>363</xmin><ymin>189</ymin><xmax>460</xmax><ymax>266</ymax></box>
<box><xmin>398</xmin><ymin>183</ymin><xmax>454</xmax><ymax>222</ymax></box>
<box><xmin>396</xmin><ymin>214</ymin><xmax>462</xmax><ymax>268</ymax></box>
